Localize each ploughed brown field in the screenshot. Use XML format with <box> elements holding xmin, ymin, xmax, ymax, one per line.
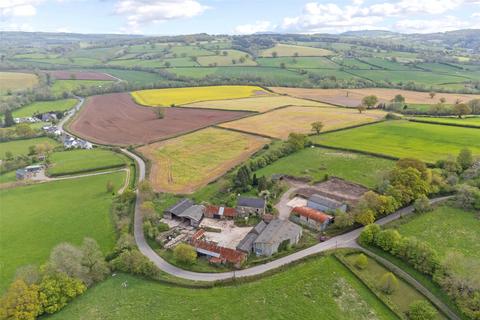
<box><xmin>270</xmin><ymin>87</ymin><xmax>480</xmax><ymax>107</ymax></box>
<box><xmin>69</xmin><ymin>93</ymin><xmax>251</xmax><ymax>146</ymax></box>
<box><xmin>44</xmin><ymin>70</ymin><xmax>117</xmax><ymax>81</ymax></box>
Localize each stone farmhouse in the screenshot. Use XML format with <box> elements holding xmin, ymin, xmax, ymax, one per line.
<box><xmin>290</xmin><ymin>206</ymin><xmax>333</xmax><ymax>232</ymax></box>
<box><xmin>236</xmin><ymin>196</ymin><xmax>266</xmax><ymax>217</ymax></box>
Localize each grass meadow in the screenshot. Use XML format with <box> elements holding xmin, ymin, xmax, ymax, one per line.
<box><xmin>410</xmin><ymin>116</ymin><xmax>480</xmax><ymax>127</ymax></box>
<box><xmin>255</xmin><ymin>147</ymin><xmax>395</xmax><ymax>188</ymax></box>
<box><xmin>312</xmin><ymin>120</ymin><xmax>480</xmax><ymax>163</ymax></box>
<box><xmin>50</xmin><ymin>255</ymin><xmax>397</xmax><ymax>320</ymax></box>
<box><xmin>0</xmin><ymin>137</ymin><xmax>60</xmax><ymax>159</ymax></box>
<box><xmin>0</xmin><ymin>72</ymin><xmax>39</xmax><ymax>92</ymax></box>
<box><xmin>131</xmin><ymin>85</ymin><xmax>269</xmax><ymax>106</ymax></box>
<box><xmin>51</xmin><ymin>79</ymin><xmax>113</xmax><ymax>95</ymax></box>
<box><xmin>47</xmin><ymin>149</ymin><xmax>127</xmax><ymax>176</ymax></box>
<box><xmin>12</xmin><ymin>99</ymin><xmax>78</xmax><ymax>118</ymax></box>
<box><xmin>0</xmin><ymin>171</ymin><xmax>125</xmax><ymax>292</ymax></box>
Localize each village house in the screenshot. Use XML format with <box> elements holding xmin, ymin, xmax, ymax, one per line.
<box><xmin>236</xmin><ymin>221</ymin><xmax>267</xmax><ymax>254</ymax></box>
<box><xmin>307</xmin><ymin>194</ymin><xmax>347</xmax><ymax>213</ymax></box>
<box><xmin>290</xmin><ymin>207</ymin><xmax>333</xmax><ymax>232</ymax></box>
<box><xmin>204</xmin><ymin>205</ymin><xmax>237</xmax><ymax>220</ymax></box>
<box><xmin>190</xmin><ymin>232</ymin><xmax>246</xmax><ymax>268</ymax></box>
<box><xmin>40</xmin><ymin>113</ymin><xmax>58</xmax><ymax>122</ymax></box>
<box><xmin>253</xmin><ymin>219</ymin><xmax>302</xmax><ymax>257</ymax></box>
<box><xmin>164</xmin><ymin>199</ymin><xmax>204</xmax><ymax>227</ymax></box>
<box><xmin>236</xmin><ymin>196</ymin><xmax>266</xmax><ymax>217</ymax></box>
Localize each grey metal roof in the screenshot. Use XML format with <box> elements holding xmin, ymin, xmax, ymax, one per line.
<box><xmin>308</xmin><ymin>194</ymin><xmax>344</xmax><ymax>209</ymax></box>
<box><xmin>237</xmin><ymin>197</ymin><xmax>265</xmax><ymax>208</ymax></box>
<box><xmin>236</xmin><ymin>233</ymin><xmax>258</xmax><ymax>252</ymax></box>
<box><xmin>254</xmin><ymin>219</ymin><xmax>302</xmax><ymax>245</ymax></box>
<box><xmin>178</xmin><ymin>205</ymin><xmax>204</xmax><ymax>222</ymax></box>
<box><xmin>166</xmin><ymin>198</ymin><xmax>194</xmax><ymax>216</ymax></box>
<box><xmin>252</xmin><ymin>221</ymin><xmax>267</xmax><ymax>235</ymax></box>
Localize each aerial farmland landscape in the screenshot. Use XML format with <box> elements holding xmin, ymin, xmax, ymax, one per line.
<box><xmin>0</xmin><ymin>1</ymin><xmax>479</xmax><ymax>320</ymax></box>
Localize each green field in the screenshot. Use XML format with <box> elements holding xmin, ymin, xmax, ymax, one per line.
<box><xmin>47</xmin><ymin>149</ymin><xmax>127</xmax><ymax>176</ymax></box>
<box><xmin>51</xmin><ymin>255</ymin><xmax>397</xmax><ymax>320</ymax></box>
<box><xmin>410</xmin><ymin>116</ymin><xmax>480</xmax><ymax>127</ymax></box>
<box><xmin>257</xmin><ymin>57</ymin><xmax>338</xmax><ymax>69</ymax></box>
<box><xmin>51</xmin><ymin>79</ymin><xmax>113</xmax><ymax>95</ymax></box>
<box><xmin>197</xmin><ymin>50</ymin><xmax>256</xmax><ymax>66</ymax></box>
<box><xmin>358</xmin><ymin>58</ymin><xmax>418</xmax><ymax>71</ymax></box>
<box><xmin>95</xmin><ymin>69</ymin><xmax>178</xmax><ymax>86</ymax></box>
<box><xmin>12</xmin><ymin>99</ymin><xmax>78</xmax><ymax>118</ymax></box>
<box><xmin>255</xmin><ymin>147</ymin><xmax>395</xmax><ymax>188</ymax></box>
<box><xmin>0</xmin><ymin>170</ymin><xmax>17</xmax><ymax>184</ymax></box>
<box><xmin>0</xmin><ymin>171</ymin><xmax>125</xmax><ymax>292</ymax></box>
<box><xmin>0</xmin><ymin>137</ymin><xmax>60</xmax><ymax>159</ymax></box>
<box><xmin>312</xmin><ymin>120</ymin><xmax>480</xmax><ymax>163</ymax></box>
<box><xmin>260</xmin><ymin>44</ymin><xmax>334</xmax><ymax>57</ymax></box>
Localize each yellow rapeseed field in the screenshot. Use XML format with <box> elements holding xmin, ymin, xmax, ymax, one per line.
<box><xmin>131</xmin><ymin>85</ymin><xmax>270</xmax><ymax>106</ymax></box>
<box><xmin>137</xmin><ymin>127</ymin><xmax>269</xmax><ymax>193</ymax></box>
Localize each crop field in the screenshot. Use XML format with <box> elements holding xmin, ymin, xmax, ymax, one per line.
<box><xmin>47</xmin><ymin>149</ymin><xmax>127</xmax><ymax>176</ymax></box>
<box><xmin>131</xmin><ymin>85</ymin><xmax>269</xmax><ymax>106</ymax></box>
<box><xmin>409</xmin><ymin>116</ymin><xmax>480</xmax><ymax>127</ymax></box>
<box><xmin>51</xmin><ymin>79</ymin><xmax>113</xmax><ymax>95</ymax></box>
<box><xmin>256</xmin><ymin>147</ymin><xmax>395</xmax><ymax>188</ymax></box>
<box><xmin>44</xmin><ymin>70</ymin><xmax>116</xmax><ymax>80</ymax></box>
<box><xmin>305</xmin><ymin>69</ymin><xmax>363</xmax><ymax>80</ymax></box>
<box><xmin>0</xmin><ymin>171</ymin><xmax>125</xmax><ymax>292</ymax></box>
<box><xmin>256</xmin><ymin>57</ymin><xmax>339</xmax><ymax>69</ymax></box>
<box><xmin>220</xmin><ymin>106</ymin><xmax>386</xmax><ymax>139</ymax></box>
<box><xmin>312</xmin><ymin>120</ymin><xmax>480</xmax><ymax>163</ymax></box>
<box><xmin>348</xmin><ymin>70</ymin><xmax>469</xmax><ymax>87</ymax></box>
<box><xmin>0</xmin><ymin>137</ymin><xmax>60</xmax><ymax>159</ymax></box>
<box><xmin>50</xmin><ymin>256</ymin><xmax>396</xmax><ymax>320</ymax></box>
<box><xmin>184</xmin><ymin>95</ymin><xmax>327</xmax><ymax>112</ymax></box>
<box><xmin>260</xmin><ymin>44</ymin><xmax>334</xmax><ymax>57</ymax></box>
<box><xmin>137</xmin><ymin>128</ymin><xmax>269</xmax><ymax>193</ymax></box>
<box><xmin>12</xmin><ymin>98</ymin><xmax>78</xmax><ymax>118</ymax></box>
<box><xmin>109</xmin><ymin>57</ymin><xmax>198</xmax><ymax>68</ymax></box>
<box><xmin>270</xmin><ymin>87</ymin><xmax>480</xmax><ymax>107</ymax></box>
<box><xmin>70</xmin><ymin>93</ymin><xmax>250</xmax><ymax>145</ymax></box>
<box><xmin>358</xmin><ymin>57</ymin><xmax>419</xmax><ymax>71</ymax></box>
<box><xmin>167</xmin><ymin>45</ymin><xmax>214</xmax><ymax>57</ymax></box>
<box><xmin>197</xmin><ymin>50</ymin><xmax>256</xmax><ymax>66</ymax></box>
<box><xmin>0</xmin><ymin>72</ymin><xmax>39</xmax><ymax>92</ymax></box>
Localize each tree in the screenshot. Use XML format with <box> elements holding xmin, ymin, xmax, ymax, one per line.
<box><xmin>46</xmin><ymin>243</ymin><xmax>89</xmax><ymax>285</ymax></box>
<box><xmin>376</xmin><ymin>229</ymin><xmax>401</xmax><ymax>252</ymax></box>
<box><xmin>356</xmin><ymin>104</ymin><xmax>367</xmax><ymax>113</ymax></box>
<box><xmin>429</xmin><ymin>92</ymin><xmax>436</xmax><ymax>99</ymax></box>
<box><xmin>294</xmin><ymin>52</ymin><xmax>299</xmax><ymax>57</ymax></box>
<box><xmin>155</xmin><ymin>108</ymin><xmax>164</xmax><ymax>119</ymax></box>
<box><xmin>407</xmin><ymin>301</ymin><xmax>437</xmax><ymax>320</ymax></box>
<box><xmin>334</xmin><ymin>211</ymin><xmax>355</xmax><ymax>228</ymax></box>
<box><xmin>311</xmin><ymin>121</ymin><xmax>324</xmax><ymax>135</ymax></box>
<box><xmin>280</xmin><ymin>62</ymin><xmax>286</xmax><ymax>69</ymax></box>
<box><xmin>80</xmin><ymin>238</ymin><xmax>109</xmax><ymax>285</ymax></box>
<box><xmin>453</xmin><ymin>103</ymin><xmax>471</xmax><ymax>118</ymax></box>
<box><xmin>414</xmin><ymin>195</ymin><xmax>431</xmax><ymax>213</ymax></box>
<box><xmin>467</xmin><ymin>98</ymin><xmax>480</xmax><ymax>114</ymax></box>
<box><xmin>379</xmin><ymin>272</ymin><xmax>398</xmax><ymax>294</ymax></box>
<box><xmin>286</xmin><ymin>133</ymin><xmax>307</xmax><ymax>151</ymax></box>
<box><xmin>15</xmin><ymin>265</ymin><xmax>40</xmax><ymax>286</ymax></box>
<box><xmin>271</xmin><ymin>51</ymin><xmax>278</xmax><ymax>58</ymax></box>
<box><xmin>257</xmin><ymin>176</ymin><xmax>268</xmax><ymax>191</ymax></box>
<box><xmin>138</xmin><ymin>180</ymin><xmax>154</xmax><ymax>200</ymax></box>
<box><xmin>173</xmin><ymin>243</ymin><xmax>197</xmax><ymax>264</ymax></box>
<box><xmin>439</xmin><ymin>97</ymin><xmax>446</xmax><ymax>104</ymax></box>
<box><xmin>354</xmin><ymin>254</ymin><xmax>368</xmax><ymax>270</ymax></box>
<box><xmin>38</xmin><ymin>273</ymin><xmax>86</xmax><ymax>314</ymax></box>
<box><xmin>393</xmin><ymin>94</ymin><xmax>405</xmax><ymax>103</ymax></box>
<box><xmin>358</xmin><ymin>224</ymin><xmax>381</xmax><ymax>245</ymax></box>
<box><xmin>106</xmin><ymin>180</ymin><xmax>114</xmax><ymax>193</ymax></box>
<box><xmin>355</xmin><ymin>209</ymin><xmax>376</xmax><ymax>226</ymax></box>
<box><xmin>457</xmin><ymin>148</ymin><xmax>473</xmax><ymax>171</ymax></box>
<box><xmin>235</xmin><ymin>165</ymin><xmax>251</xmax><ymax>191</ymax></box>
<box><xmin>4</xmin><ymin>109</ymin><xmax>15</xmax><ymax>127</ymax></box>
<box><xmin>15</xmin><ymin>124</ymin><xmax>34</xmax><ymax>137</ymax></box>
<box><xmin>164</xmin><ymin>61</ymin><xmax>171</xmax><ymax>68</ymax></box>
<box><xmin>362</xmin><ymin>95</ymin><xmax>378</xmax><ymax>109</ymax></box>
<box><xmin>0</xmin><ymin>279</ymin><xmax>41</xmax><ymax>320</ymax></box>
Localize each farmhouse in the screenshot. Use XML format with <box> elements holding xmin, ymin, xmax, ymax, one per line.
<box><xmin>307</xmin><ymin>194</ymin><xmax>347</xmax><ymax>213</ymax></box>
<box><xmin>253</xmin><ymin>219</ymin><xmax>302</xmax><ymax>257</ymax></box>
<box><xmin>204</xmin><ymin>205</ymin><xmax>237</xmax><ymax>219</ymax></box>
<box><xmin>236</xmin><ymin>221</ymin><xmax>267</xmax><ymax>254</ymax></box>
<box><xmin>237</xmin><ymin>196</ymin><xmax>266</xmax><ymax>217</ymax></box>
<box><xmin>164</xmin><ymin>199</ymin><xmax>204</xmax><ymax>227</ymax></box>
<box><xmin>191</xmin><ymin>237</ymin><xmax>247</xmax><ymax>268</ymax></box>
<box><xmin>290</xmin><ymin>207</ymin><xmax>333</xmax><ymax>231</ymax></box>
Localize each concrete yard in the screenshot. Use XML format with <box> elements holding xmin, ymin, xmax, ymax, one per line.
<box><xmin>286</xmin><ymin>197</ymin><xmax>308</xmax><ymax>209</ymax></box>
<box><xmin>200</xmin><ymin>218</ymin><xmax>252</xmax><ymax>249</ymax></box>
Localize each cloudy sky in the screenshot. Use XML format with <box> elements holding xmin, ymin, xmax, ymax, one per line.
<box><xmin>1</xmin><ymin>0</ymin><xmax>480</xmax><ymax>35</ymax></box>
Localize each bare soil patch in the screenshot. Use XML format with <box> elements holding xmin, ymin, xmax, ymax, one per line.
<box><xmin>270</xmin><ymin>87</ymin><xmax>480</xmax><ymax>106</ymax></box>
<box><xmin>70</xmin><ymin>93</ymin><xmax>251</xmax><ymax>146</ymax></box>
<box><xmin>44</xmin><ymin>70</ymin><xmax>117</xmax><ymax>81</ymax></box>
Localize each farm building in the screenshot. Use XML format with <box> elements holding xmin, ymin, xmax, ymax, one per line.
<box><xmin>290</xmin><ymin>207</ymin><xmax>333</xmax><ymax>231</ymax></box>
<box><xmin>307</xmin><ymin>194</ymin><xmax>347</xmax><ymax>213</ymax></box>
<box><xmin>191</xmin><ymin>238</ymin><xmax>247</xmax><ymax>268</ymax></box>
<box><xmin>236</xmin><ymin>221</ymin><xmax>267</xmax><ymax>254</ymax></box>
<box><xmin>204</xmin><ymin>205</ymin><xmax>237</xmax><ymax>219</ymax></box>
<box><xmin>237</xmin><ymin>196</ymin><xmax>266</xmax><ymax>217</ymax></box>
<box><xmin>164</xmin><ymin>199</ymin><xmax>204</xmax><ymax>227</ymax></box>
<box><xmin>16</xmin><ymin>164</ymin><xmax>43</xmax><ymax>180</ymax></box>
<box><xmin>253</xmin><ymin>219</ymin><xmax>302</xmax><ymax>257</ymax></box>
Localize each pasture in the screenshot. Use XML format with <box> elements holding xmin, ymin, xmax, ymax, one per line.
<box><xmin>197</xmin><ymin>50</ymin><xmax>256</xmax><ymax>66</ymax></box>
<box><xmin>0</xmin><ymin>72</ymin><xmax>38</xmax><ymax>92</ymax></box>
<box><xmin>137</xmin><ymin>128</ymin><xmax>269</xmax><ymax>193</ymax></box>
<box><xmin>255</xmin><ymin>147</ymin><xmax>395</xmax><ymax>188</ymax></box>
<box><xmin>50</xmin><ymin>256</ymin><xmax>396</xmax><ymax>320</ymax></box>
<box><xmin>47</xmin><ymin>149</ymin><xmax>127</xmax><ymax>176</ymax></box>
<box><xmin>409</xmin><ymin>116</ymin><xmax>480</xmax><ymax>128</ymax></box>
<box><xmin>51</xmin><ymin>79</ymin><xmax>113</xmax><ymax>95</ymax></box>
<box><xmin>0</xmin><ymin>137</ymin><xmax>60</xmax><ymax>159</ymax></box>
<box><xmin>0</xmin><ymin>171</ymin><xmax>125</xmax><ymax>292</ymax></box>
<box><xmin>45</xmin><ymin>70</ymin><xmax>116</xmax><ymax>80</ymax></box>
<box><xmin>184</xmin><ymin>95</ymin><xmax>327</xmax><ymax>112</ymax></box>
<box><xmin>260</xmin><ymin>44</ymin><xmax>334</xmax><ymax>57</ymax></box>
<box><xmin>131</xmin><ymin>85</ymin><xmax>269</xmax><ymax>106</ymax></box>
<box><xmin>311</xmin><ymin>120</ymin><xmax>480</xmax><ymax>163</ymax></box>
<box><xmin>256</xmin><ymin>57</ymin><xmax>339</xmax><ymax>69</ymax></box>
<box><xmin>270</xmin><ymin>87</ymin><xmax>480</xmax><ymax>106</ymax></box>
<box><xmin>95</xmin><ymin>69</ymin><xmax>179</xmax><ymax>86</ymax></box>
<box><xmin>12</xmin><ymin>98</ymin><xmax>78</xmax><ymax>118</ymax></box>
<box><xmin>220</xmin><ymin>106</ymin><xmax>386</xmax><ymax>139</ymax></box>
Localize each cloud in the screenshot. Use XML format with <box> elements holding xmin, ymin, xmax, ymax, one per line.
<box><xmin>394</xmin><ymin>15</ymin><xmax>480</xmax><ymax>33</ymax></box>
<box><xmin>473</xmin><ymin>12</ymin><xmax>480</xmax><ymax>17</ymax></box>
<box><xmin>234</xmin><ymin>21</ymin><xmax>273</xmax><ymax>34</ymax></box>
<box><xmin>0</xmin><ymin>0</ymin><xmax>43</xmax><ymax>17</ymax></box>
<box><xmin>115</xmin><ymin>0</ymin><xmax>208</xmax><ymax>33</ymax></box>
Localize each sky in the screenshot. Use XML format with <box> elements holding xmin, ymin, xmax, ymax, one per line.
<box><xmin>1</xmin><ymin>0</ymin><xmax>480</xmax><ymax>35</ymax></box>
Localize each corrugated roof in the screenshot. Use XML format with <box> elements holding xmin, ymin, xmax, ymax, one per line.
<box><xmin>193</xmin><ymin>240</ymin><xmax>246</xmax><ymax>264</ymax></box>
<box><xmin>166</xmin><ymin>198</ymin><xmax>194</xmax><ymax>216</ymax></box>
<box><xmin>292</xmin><ymin>207</ymin><xmax>332</xmax><ymax>223</ymax></box>
<box><xmin>308</xmin><ymin>194</ymin><xmax>344</xmax><ymax>209</ymax></box>
<box><xmin>254</xmin><ymin>219</ymin><xmax>302</xmax><ymax>245</ymax></box>
<box><xmin>178</xmin><ymin>205</ymin><xmax>204</xmax><ymax>222</ymax></box>
<box><xmin>237</xmin><ymin>197</ymin><xmax>265</xmax><ymax>208</ymax></box>
<box><xmin>205</xmin><ymin>205</ymin><xmax>237</xmax><ymax>218</ymax></box>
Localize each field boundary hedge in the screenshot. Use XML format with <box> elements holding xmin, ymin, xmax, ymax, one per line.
<box><xmin>47</xmin><ymin>163</ymin><xmax>126</xmax><ymax>177</ymax></box>
<box><xmin>407</xmin><ymin>118</ymin><xmax>480</xmax><ymax>129</ymax></box>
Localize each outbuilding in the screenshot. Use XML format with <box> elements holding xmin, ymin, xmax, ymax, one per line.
<box><xmin>253</xmin><ymin>219</ymin><xmax>302</xmax><ymax>257</ymax></box>
<box><xmin>291</xmin><ymin>206</ymin><xmax>333</xmax><ymax>231</ymax></box>
<box><xmin>237</xmin><ymin>196</ymin><xmax>266</xmax><ymax>217</ymax></box>
<box><xmin>307</xmin><ymin>194</ymin><xmax>347</xmax><ymax>213</ymax></box>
